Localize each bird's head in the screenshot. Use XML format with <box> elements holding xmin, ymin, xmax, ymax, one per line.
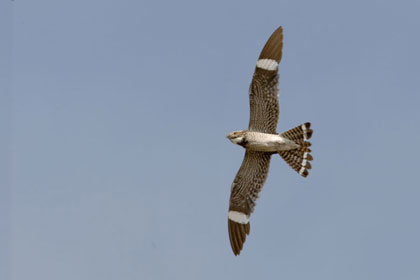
<box><xmin>227</xmin><ymin>130</ymin><xmax>246</xmax><ymax>145</ymax></box>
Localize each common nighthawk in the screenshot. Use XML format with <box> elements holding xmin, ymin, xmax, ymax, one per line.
<box><xmin>227</xmin><ymin>26</ymin><xmax>313</xmax><ymax>256</ymax></box>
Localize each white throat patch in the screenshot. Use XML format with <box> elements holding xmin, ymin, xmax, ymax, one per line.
<box><xmin>231</xmin><ymin>136</ymin><xmax>244</xmax><ymax>144</ymax></box>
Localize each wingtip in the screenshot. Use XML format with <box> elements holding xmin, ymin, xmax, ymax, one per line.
<box><xmin>228</xmin><ymin>219</ymin><xmax>250</xmax><ymax>256</ymax></box>
<box><xmin>257</xmin><ymin>26</ymin><xmax>284</xmax><ymax>65</ymax></box>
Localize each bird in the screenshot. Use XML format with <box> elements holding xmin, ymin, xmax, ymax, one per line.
<box><xmin>226</xmin><ymin>26</ymin><xmax>313</xmax><ymax>256</ymax></box>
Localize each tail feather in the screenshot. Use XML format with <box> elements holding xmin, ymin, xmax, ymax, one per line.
<box><xmin>281</xmin><ymin>122</ymin><xmax>313</xmax><ymax>144</ymax></box>
<box><xmin>279</xmin><ymin>122</ymin><xmax>313</xmax><ymax>177</ymax></box>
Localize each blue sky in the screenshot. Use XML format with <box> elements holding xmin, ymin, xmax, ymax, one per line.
<box><xmin>2</xmin><ymin>0</ymin><xmax>420</xmax><ymax>279</ymax></box>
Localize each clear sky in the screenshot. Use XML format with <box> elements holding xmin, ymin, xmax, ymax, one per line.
<box><xmin>2</xmin><ymin>0</ymin><xmax>420</xmax><ymax>279</ymax></box>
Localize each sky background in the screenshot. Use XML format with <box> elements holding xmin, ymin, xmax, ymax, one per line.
<box><xmin>2</xmin><ymin>0</ymin><xmax>420</xmax><ymax>279</ymax></box>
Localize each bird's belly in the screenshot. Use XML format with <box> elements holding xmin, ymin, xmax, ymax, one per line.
<box><xmin>244</xmin><ymin>134</ymin><xmax>299</xmax><ymax>152</ymax></box>
<box><xmin>245</xmin><ymin>141</ymin><xmax>291</xmax><ymax>152</ymax></box>
<box><xmin>245</xmin><ymin>141</ymin><xmax>280</xmax><ymax>152</ymax></box>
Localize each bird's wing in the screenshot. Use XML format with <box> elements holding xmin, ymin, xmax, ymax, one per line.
<box><xmin>228</xmin><ymin>150</ymin><xmax>271</xmax><ymax>255</ymax></box>
<box><xmin>248</xmin><ymin>26</ymin><xmax>283</xmax><ymax>134</ymax></box>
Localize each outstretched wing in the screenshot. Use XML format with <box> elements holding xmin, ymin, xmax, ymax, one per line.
<box><xmin>228</xmin><ymin>151</ymin><xmax>272</xmax><ymax>255</ymax></box>
<box><xmin>248</xmin><ymin>26</ymin><xmax>283</xmax><ymax>134</ymax></box>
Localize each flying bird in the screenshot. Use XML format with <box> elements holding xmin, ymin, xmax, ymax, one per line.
<box><xmin>227</xmin><ymin>26</ymin><xmax>313</xmax><ymax>256</ymax></box>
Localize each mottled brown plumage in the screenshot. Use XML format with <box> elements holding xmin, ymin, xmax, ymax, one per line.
<box><xmin>227</xmin><ymin>26</ymin><xmax>313</xmax><ymax>256</ymax></box>
<box><xmin>248</xmin><ymin>26</ymin><xmax>283</xmax><ymax>134</ymax></box>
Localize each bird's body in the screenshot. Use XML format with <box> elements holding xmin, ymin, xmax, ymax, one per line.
<box><xmin>226</xmin><ymin>26</ymin><xmax>314</xmax><ymax>256</ymax></box>
<box><xmin>228</xmin><ymin>130</ymin><xmax>300</xmax><ymax>152</ymax></box>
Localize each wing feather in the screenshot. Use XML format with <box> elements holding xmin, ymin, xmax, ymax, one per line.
<box><xmin>248</xmin><ymin>26</ymin><xmax>283</xmax><ymax>134</ymax></box>
<box><xmin>228</xmin><ymin>151</ymin><xmax>271</xmax><ymax>255</ymax></box>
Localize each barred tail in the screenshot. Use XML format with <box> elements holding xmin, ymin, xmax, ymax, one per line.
<box><xmin>278</xmin><ymin>122</ymin><xmax>313</xmax><ymax>177</ymax></box>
